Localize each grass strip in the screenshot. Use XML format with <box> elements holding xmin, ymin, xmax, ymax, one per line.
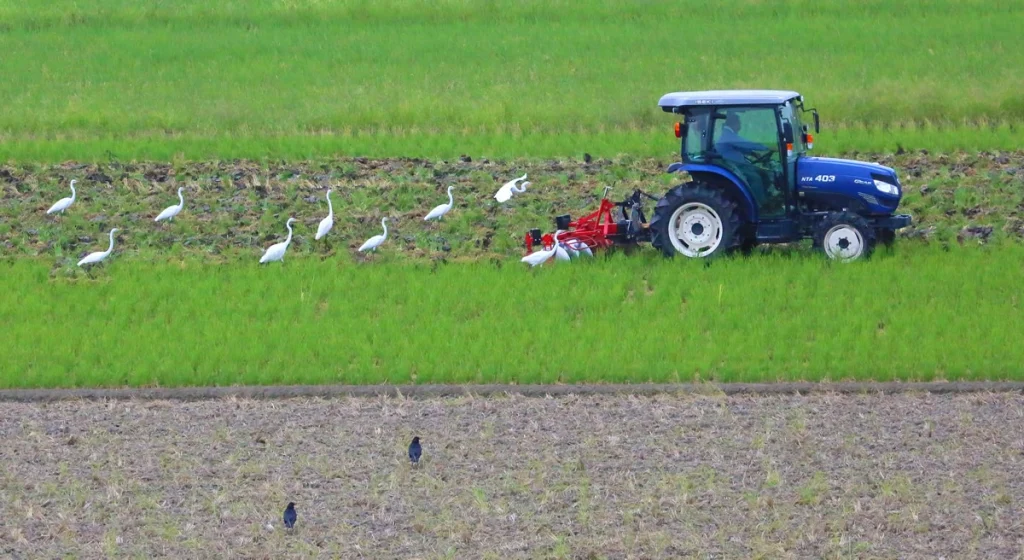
<box><xmin>2</xmin><ymin>242</ymin><xmax>1022</xmax><ymax>388</ymax></box>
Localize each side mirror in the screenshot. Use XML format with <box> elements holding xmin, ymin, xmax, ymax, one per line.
<box><xmin>813</xmin><ymin>110</ymin><xmax>820</xmax><ymax>133</ymax></box>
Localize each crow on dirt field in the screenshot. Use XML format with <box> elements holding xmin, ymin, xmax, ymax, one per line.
<box><xmin>283</xmin><ymin>502</ymin><xmax>297</xmax><ymax>529</ymax></box>
<box><xmin>409</xmin><ymin>436</ymin><xmax>422</xmax><ymax>465</ymax></box>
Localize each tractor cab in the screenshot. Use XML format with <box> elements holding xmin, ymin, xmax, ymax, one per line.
<box><xmin>661</xmin><ymin>90</ymin><xmax>816</xmax><ymax>239</ymax></box>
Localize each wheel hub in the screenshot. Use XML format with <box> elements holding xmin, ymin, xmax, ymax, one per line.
<box><xmin>824</xmin><ymin>225</ymin><xmax>864</xmax><ymax>261</ymax></box>
<box><xmin>669</xmin><ymin>203</ymin><xmax>723</xmax><ymax>257</ymax></box>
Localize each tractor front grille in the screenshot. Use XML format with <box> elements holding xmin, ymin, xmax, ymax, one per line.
<box><xmin>859</xmin><ymin>192</ymin><xmax>879</xmax><ymax>207</ymax></box>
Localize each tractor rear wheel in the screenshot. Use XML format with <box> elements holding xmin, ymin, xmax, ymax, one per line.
<box><xmin>813</xmin><ymin>211</ymin><xmax>877</xmax><ymax>262</ymax></box>
<box><xmin>650</xmin><ymin>183</ymin><xmax>742</xmax><ymax>258</ymax></box>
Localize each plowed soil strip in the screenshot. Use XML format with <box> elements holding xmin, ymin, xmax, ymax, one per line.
<box><xmin>2</xmin><ymin>392</ymin><xmax>1023</xmax><ymax>558</ymax></box>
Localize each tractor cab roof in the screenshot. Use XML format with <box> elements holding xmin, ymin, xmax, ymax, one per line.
<box><xmin>658</xmin><ymin>90</ymin><xmax>802</xmax><ymax>112</ymax></box>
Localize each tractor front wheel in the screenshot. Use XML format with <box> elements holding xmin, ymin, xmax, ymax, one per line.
<box><xmin>813</xmin><ymin>212</ymin><xmax>877</xmax><ymax>262</ymax></box>
<box><xmin>650</xmin><ymin>184</ymin><xmax>742</xmax><ymax>258</ymax></box>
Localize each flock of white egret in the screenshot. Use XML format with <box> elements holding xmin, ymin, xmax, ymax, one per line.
<box><xmin>42</xmin><ymin>172</ymin><xmax>587</xmax><ymax>270</ymax></box>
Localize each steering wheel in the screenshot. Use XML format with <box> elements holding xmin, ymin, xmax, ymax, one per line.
<box><xmin>744</xmin><ymin>149</ymin><xmax>776</xmax><ymax>166</ymax></box>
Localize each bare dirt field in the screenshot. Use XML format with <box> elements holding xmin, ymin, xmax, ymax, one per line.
<box><xmin>2</xmin><ymin>392</ymin><xmax>1023</xmax><ymax>559</ymax></box>
<box><xmin>4</xmin><ymin>150</ymin><xmax>1023</xmax><ymax>263</ymax></box>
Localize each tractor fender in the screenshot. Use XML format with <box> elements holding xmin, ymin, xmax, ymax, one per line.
<box><xmin>666</xmin><ymin>163</ymin><xmax>758</xmax><ymax>222</ymax></box>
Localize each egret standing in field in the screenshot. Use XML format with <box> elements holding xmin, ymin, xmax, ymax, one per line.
<box><xmin>424</xmin><ymin>186</ymin><xmax>454</xmax><ymax>221</ymax></box>
<box><xmin>155</xmin><ymin>187</ymin><xmax>185</xmax><ymax>222</ymax></box>
<box><xmin>521</xmin><ymin>230</ymin><xmax>563</xmax><ymax>267</ymax></box>
<box><xmin>259</xmin><ymin>217</ymin><xmax>296</xmax><ymax>264</ymax></box>
<box><xmin>46</xmin><ymin>179</ymin><xmax>77</xmax><ymax>215</ymax></box>
<box><xmin>358</xmin><ymin>217</ymin><xmax>389</xmax><ymax>252</ymax></box>
<box><xmin>494</xmin><ymin>173</ymin><xmax>528</xmax><ymax>203</ymax></box>
<box><xmin>77</xmin><ymin>227</ymin><xmax>119</xmax><ymax>276</ymax></box>
<box><xmin>315</xmin><ymin>190</ymin><xmax>334</xmax><ymax>241</ymax></box>
<box><xmin>554</xmin><ymin>242</ymin><xmax>571</xmax><ymax>262</ymax></box>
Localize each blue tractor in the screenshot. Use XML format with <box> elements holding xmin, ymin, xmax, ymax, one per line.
<box><xmin>649</xmin><ymin>89</ymin><xmax>912</xmax><ymax>261</ymax></box>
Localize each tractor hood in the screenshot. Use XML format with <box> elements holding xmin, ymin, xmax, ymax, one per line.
<box><xmin>796</xmin><ymin>156</ymin><xmax>903</xmax><ymax>213</ymax></box>
<box><xmin>798</xmin><ymin>156</ymin><xmax>898</xmax><ymax>182</ymax></box>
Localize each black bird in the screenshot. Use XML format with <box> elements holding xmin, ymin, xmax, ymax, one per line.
<box><xmin>408</xmin><ymin>436</ymin><xmax>422</xmax><ymax>465</ymax></box>
<box><xmin>283</xmin><ymin>502</ymin><xmax>297</xmax><ymax>529</ymax></box>
<box><xmin>583</xmin><ymin>152</ymin><xmax>592</xmax><ymax>163</ymax></box>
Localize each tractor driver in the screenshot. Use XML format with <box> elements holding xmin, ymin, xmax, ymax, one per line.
<box><xmin>716</xmin><ymin>112</ymin><xmax>768</xmax><ymax>160</ymax></box>
<box><xmin>714</xmin><ymin>111</ymin><xmax>783</xmax><ymax>214</ymax></box>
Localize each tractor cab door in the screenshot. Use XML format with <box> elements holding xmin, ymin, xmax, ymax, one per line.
<box><xmin>708</xmin><ymin>107</ymin><xmax>788</xmax><ymax>220</ymax></box>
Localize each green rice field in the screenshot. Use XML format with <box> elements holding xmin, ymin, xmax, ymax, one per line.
<box><xmin>2</xmin><ymin>243</ymin><xmax>1023</xmax><ymax>389</ymax></box>
<box><xmin>1</xmin><ymin>0</ymin><xmax>1023</xmax><ymax>161</ymax></box>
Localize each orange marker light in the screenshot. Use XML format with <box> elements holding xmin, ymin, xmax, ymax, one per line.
<box><xmin>806</xmin><ymin>134</ymin><xmax>814</xmax><ymax>149</ymax></box>
<box><xmin>786</xmin><ymin>143</ymin><xmax>793</xmax><ymax>157</ymax></box>
<box><xmin>674</xmin><ymin>122</ymin><xmax>682</xmax><ymax>138</ymax></box>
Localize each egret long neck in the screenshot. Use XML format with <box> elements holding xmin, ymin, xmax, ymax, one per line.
<box><xmin>70</xmin><ymin>185</ymin><xmax>76</xmax><ymax>200</ymax></box>
<box><xmin>447</xmin><ymin>188</ymin><xmax>453</xmax><ymax>205</ymax></box>
<box><xmin>177</xmin><ymin>189</ymin><xmax>184</xmax><ymax>205</ymax></box>
<box><xmin>106</xmin><ymin>230</ymin><xmax>116</xmax><ymax>253</ymax></box>
<box><xmin>381</xmin><ymin>219</ymin><xmax>388</xmax><ymax>237</ymax></box>
<box><xmin>326</xmin><ymin>192</ymin><xmax>333</xmax><ymax>216</ymax></box>
<box><xmin>285</xmin><ymin>222</ymin><xmax>293</xmax><ymax>243</ymax></box>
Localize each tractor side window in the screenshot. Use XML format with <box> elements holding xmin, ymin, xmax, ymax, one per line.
<box><xmin>711</xmin><ymin>107</ymin><xmax>778</xmax><ymax>154</ymax></box>
<box><xmin>682</xmin><ymin>110</ymin><xmax>710</xmax><ymax>163</ymax></box>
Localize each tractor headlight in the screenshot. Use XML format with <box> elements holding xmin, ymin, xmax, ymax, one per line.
<box><xmin>874</xmin><ymin>179</ymin><xmax>899</xmax><ymax>196</ymax></box>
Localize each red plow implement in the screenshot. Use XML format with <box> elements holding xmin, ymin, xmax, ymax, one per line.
<box><xmin>524</xmin><ymin>187</ymin><xmax>658</xmax><ymax>255</ymax></box>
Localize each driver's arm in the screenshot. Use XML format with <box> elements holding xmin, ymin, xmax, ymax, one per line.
<box><xmin>720</xmin><ymin>129</ymin><xmax>767</xmax><ymax>153</ymax></box>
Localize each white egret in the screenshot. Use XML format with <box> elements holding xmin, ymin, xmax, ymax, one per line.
<box><xmin>259</xmin><ymin>217</ymin><xmax>296</xmax><ymax>264</ymax></box>
<box><xmin>424</xmin><ymin>186</ymin><xmax>454</xmax><ymax>221</ymax></box>
<box><xmin>358</xmin><ymin>217</ymin><xmax>389</xmax><ymax>252</ymax></box>
<box><xmin>315</xmin><ymin>190</ymin><xmax>334</xmax><ymax>240</ymax></box>
<box><xmin>77</xmin><ymin>228</ymin><xmax>119</xmax><ymax>270</ymax></box>
<box><xmin>521</xmin><ymin>230</ymin><xmax>563</xmax><ymax>267</ymax></box>
<box><xmin>46</xmin><ymin>179</ymin><xmax>77</xmax><ymax>215</ymax></box>
<box><xmin>555</xmin><ymin>243</ymin><xmax>571</xmax><ymax>261</ymax></box>
<box><xmin>155</xmin><ymin>187</ymin><xmax>185</xmax><ymax>222</ymax></box>
<box><xmin>494</xmin><ymin>173</ymin><xmax>528</xmax><ymax>203</ymax></box>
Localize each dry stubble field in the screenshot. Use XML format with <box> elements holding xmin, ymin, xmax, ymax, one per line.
<box><xmin>1</xmin><ymin>392</ymin><xmax>1023</xmax><ymax>559</ymax></box>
